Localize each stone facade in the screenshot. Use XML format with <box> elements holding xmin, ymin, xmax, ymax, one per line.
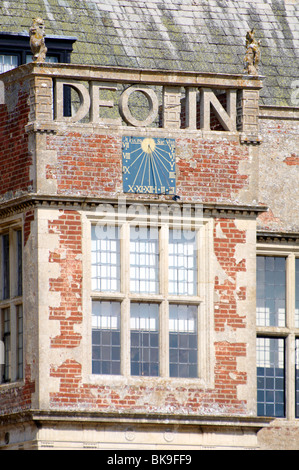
<box><xmin>0</xmin><ymin>0</ymin><xmax>298</xmax><ymax>452</ymax></box>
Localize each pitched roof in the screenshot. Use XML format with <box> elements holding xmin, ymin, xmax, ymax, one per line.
<box><xmin>0</xmin><ymin>0</ymin><xmax>298</xmax><ymax>106</ymax></box>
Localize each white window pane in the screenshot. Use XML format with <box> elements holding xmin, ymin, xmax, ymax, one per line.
<box><xmin>92</xmin><ymin>301</ymin><xmax>121</xmax><ymax>376</ymax></box>
<box><xmin>256</xmin><ymin>256</ymin><xmax>286</xmax><ymax>327</ymax></box>
<box><xmin>130</xmin><ymin>227</ymin><xmax>159</xmax><ymax>294</ymax></box>
<box><xmin>91</xmin><ymin>225</ymin><xmax>120</xmax><ymax>292</ymax></box>
<box><xmin>130</xmin><ymin>303</ymin><xmax>159</xmax><ymax>377</ymax></box>
<box><xmin>0</xmin><ymin>55</ymin><xmax>18</xmax><ymax>73</ymax></box>
<box><xmin>169</xmin><ymin>304</ymin><xmax>198</xmax><ymax>378</ymax></box>
<box><xmin>296</xmin><ymin>259</ymin><xmax>299</xmax><ymax>328</ymax></box>
<box><xmin>169</xmin><ymin>230</ymin><xmax>197</xmax><ymax>296</ymax></box>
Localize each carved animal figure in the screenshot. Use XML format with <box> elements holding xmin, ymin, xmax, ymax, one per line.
<box><xmin>244</xmin><ymin>29</ymin><xmax>261</xmax><ymax>75</ymax></box>
<box><xmin>30</xmin><ymin>18</ymin><xmax>47</xmax><ymax>62</ymax></box>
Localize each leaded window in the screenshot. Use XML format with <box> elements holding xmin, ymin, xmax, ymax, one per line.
<box><xmin>89</xmin><ymin>212</ymin><xmax>212</xmax><ymax>381</ymax></box>
<box><xmin>257</xmin><ymin>252</ymin><xmax>299</xmax><ymax>419</ymax></box>
<box><xmin>0</xmin><ymin>227</ymin><xmax>23</xmax><ymax>384</ymax></box>
<box><xmin>257</xmin><ymin>337</ymin><xmax>285</xmax><ymax>418</ymax></box>
<box><xmin>169</xmin><ymin>304</ymin><xmax>198</xmax><ymax>378</ymax></box>
<box><xmin>92</xmin><ymin>301</ymin><xmax>121</xmax><ymax>375</ymax></box>
<box><xmin>168</xmin><ymin>229</ymin><xmax>197</xmax><ymax>296</ymax></box>
<box><xmin>130</xmin><ymin>303</ymin><xmax>159</xmax><ymax>376</ymax></box>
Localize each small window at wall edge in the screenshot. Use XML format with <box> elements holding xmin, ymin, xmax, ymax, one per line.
<box><xmin>0</xmin><ymin>31</ymin><xmax>77</xmax><ymax>71</ymax></box>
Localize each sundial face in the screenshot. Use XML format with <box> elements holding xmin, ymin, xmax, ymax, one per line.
<box><xmin>122</xmin><ymin>136</ymin><xmax>176</xmax><ymax>195</ymax></box>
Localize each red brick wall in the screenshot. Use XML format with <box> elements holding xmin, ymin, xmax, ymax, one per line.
<box><xmin>50</xmin><ymin>357</ymin><xmax>246</xmax><ymax>414</ymax></box>
<box><xmin>45</xmin><ymin>132</ymin><xmax>249</xmax><ymax>204</ymax></box>
<box><xmin>0</xmin><ymin>83</ymin><xmax>32</xmax><ymax>200</ymax></box>
<box><xmin>176</xmin><ymin>138</ymin><xmax>249</xmax><ymax>202</ymax></box>
<box><xmin>48</xmin><ymin>210</ymin><xmax>248</xmax><ymax>416</ymax></box>
<box><xmin>46</xmin><ymin>133</ymin><xmax>122</xmax><ymax>197</ymax></box>
<box><xmin>0</xmin><ymin>102</ymin><xmax>251</xmax><ymax>416</ymax></box>
<box><xmin>214</xmin><ymin>218</ymin><xmax>247</xmax><ymax>331</ymax></box>
<box><xmin>0</xmin><ymin>366</ymin><xmax>35</xmax><ymax>416</ymax></box>
<box><xmin>48</xmin><ymin>211</ymin><xmax>83</xmax><ymax>349</ymax></box>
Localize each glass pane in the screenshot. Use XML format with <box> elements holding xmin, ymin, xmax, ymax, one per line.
<box><xmin>256</xmin><ymin>256</ymin><xmax>286</xmax><ymax>327</ymax></box>
<box><xmin>26</xmin><ymin>54</ymin><xmax>58</xmax><ymax>64</ymax></box>
<box><xmin>3</xmin><ymin>308</ymin><xmax>11</xmax><ymax>382</ymax></box>
<box><xmin>2</xmin><ymin>234</ymin><xmax>10</xmax><ymax>300</ymax></box>
<box><xmin>91</xmin><ymin>225</ymin><xmax>120</xmax><ymax>292</ymax></box>
<box><xmin>169</xmin><ymin>304</ymin><xmax>198</xmax><ymax>378</ymax></box>
<box><xmin>169</xmin><ymin>229</ymin><xmax>197</xmax><ymax>296</ymax></box>
<box><xmin>295</xmin><ymin>259</ymin><xmax>299</xmax><ymax>328</ymax></box>
<box><xmin>17</xmin><ymin>230</ymin><xmax>23</xmax><ymax>297</ymax></box>
<box><xmin>92</xmin><ymin>301</ymin><xmax>121</xmax><ymax>375</ymax></box>
<box><xmin>257</xmin><ymin>337</ymin><xmax>285</xmax><ymax>417</ymax></box>
<box><xmin>17</xmin><ymin>305</ymin><xmax>23</xmax><ymax>380</ymax></box>
<box><xmin>0</xmin><ymin>54</ymin><xmax>18</xmax><ymax>73</ymax></box>
<box><xmin>130</xmin><ymin>303</ymin><xmax>159</xmax><ymax>377</ymax></box>
<box><xmin>130</xmin><ymin>227</ymin><xmax>159</xmax><ymax>294</ymax></box>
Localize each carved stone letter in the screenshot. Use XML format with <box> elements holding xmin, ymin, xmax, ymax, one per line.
<box><xmin>200</xmin><ymin>88</ymin><xmax>237</xmax><ymax>132</ymax></box>
<box><xmin>185</xmin><ymin>87</ymin><xmax>198</xmax><ymax>130</ymax></box>
<box><xmin>54</xmin><ymin>79</ymin><xmax>90</xmax><ymax>122</ymax></box>
<box><xmin>119</xmin><ymin>86</ymin><xmax>159</xmax><ymax>127</ymax></box>
<box><xmin>90</xmin><ymin>81</ymin><xmax>121</xmax><ymax>125</ymax></box>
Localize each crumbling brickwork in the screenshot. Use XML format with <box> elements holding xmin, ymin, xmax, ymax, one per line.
<box><xmin>0</xmin><ymin>81</ymin><xmax>32</xmax><ymax>200</ymax></box>
<box><xmin>46</xmin><ymin>133</ymin><xmax>122</xmax><ymax>197</ymax></box>
<box><xmin>48</xmin><ymin>211</ymin><xmax>83</xmax><ymax>349</ymax></box>
<box><xmin>176</xmin><ymin>138</ymin><xmax>249</xmax><ymax>203</ymax></box>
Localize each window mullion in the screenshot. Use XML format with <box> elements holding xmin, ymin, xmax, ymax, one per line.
<box><xmin>286</xmin><ymin>333</ymin><xmax>296</xmax><ymax>420</ymax></box>
<box><xmin>286</xmin><ymin>254</ymin><xmax>296</xmax><ymax>419</ymax></box>
<box><xmin>9</xmin><ymin>229</ymin><xmax>15</xmax><ymax>300</ymax></box>
<box><xmin>160</xmin><ymin>225</ymin><xmax>169</xmax><ymax>377</ymax></box>
<box><xmin>160</xmin><ymin>224</ymin><xmax>168</xmax><ymax>296</ymax></box>
<box><xmin>10</xmin><ymin>303</ymin><xmax>17</xmax><ymax>382</ymax></box>
<box><xmin>121</xmin><ymin>223</ymin><xmax>130</xmax><ymax>376</ymax></box>
<box><xmin>286</xmin><ymin>254</ymin><xmax>296</xmax><ymax>329</ymax></box>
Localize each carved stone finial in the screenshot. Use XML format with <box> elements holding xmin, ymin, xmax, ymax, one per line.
<box><xmin>244</xmin><ymin>28</ymin><xmax>261</xmax><ymax>76</ymax></box>
<box><xmin>30</xmin><ymin>18</ymin><xmax>47</xmax><ymax>63</ymax></box>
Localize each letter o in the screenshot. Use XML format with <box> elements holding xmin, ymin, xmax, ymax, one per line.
<box><xmin>119</xmin><ymin>86</ymin><xmax>159</xmax><ymax>127</ymax></box>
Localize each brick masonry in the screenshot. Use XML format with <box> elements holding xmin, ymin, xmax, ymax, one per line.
<box><xmin>0</xmin><ymin>82</ymin><xmax>32</xmax><ymax>201</ymax></box>
<box><xmin>0</xmin><ymin>64</ymin><xmax>298</xmax><ymax>449</ymax></box>
<box><xmin>44</xmin><ymin>132</ymin><xmax>250</xmax><ymax>204</ymax></box>
<box><xmin>48</xmin><ymin>211</ymin><xmax>83</xmax><ymax>349</ymax></box>
<box><xmin>0</xmin><ymin>70</ymin><xmax>261</xmax><ymax>421</ymax></box>
<box><xmin>45</xmin><ymin>209</ymin><xmax>249</xmax><ymax>416</ymax></box>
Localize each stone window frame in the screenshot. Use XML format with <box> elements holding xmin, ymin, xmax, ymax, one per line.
<box><xmin>0</xmin><ymin>217</ymin><xmax>23</xmax><ymax>385</ymax></box>
<box><xmin>82</xmin><ymin>204</ymin><xmax>214</xmax><ymax>388</ymax></box>
<box><xmin>256</xmin><ymin>241</ymin><xmax>299</xmax><ymax>420</ymax></box>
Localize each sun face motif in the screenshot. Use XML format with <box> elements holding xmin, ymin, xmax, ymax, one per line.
<box><xmin>122</xmin><ymin>136</ymin><xmax>176</xmax><ymax>195</ymax></box>
<box><xmin>141</xmin><ymin>137</ymin><xmax>156</xmax><ymax>154</ymax></box>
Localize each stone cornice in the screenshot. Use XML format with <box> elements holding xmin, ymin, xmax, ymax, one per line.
<box><xmin>0</xmin><ymin>62</ymin><xmax>264</xmax><ymax>90</ymax></box>
<box><xmin>0</xmin><ymin>409</ymin><xmax>271</xmax><ymax>432</ymax></box>
<box><xmin>257</xmin><ymin>231</ymin><xmax>299</xmax><ymax>244</ymax></box>
<box><xmin>0</xmin><ymin>194</ymin><xmax>268</xmax><ymax>219</ymax></box>
<box><xmin>259</xmin><ymin>105</ymin><xmax>299</xmax><ymax>120</ymax></box>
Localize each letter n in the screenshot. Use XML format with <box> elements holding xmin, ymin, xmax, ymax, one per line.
<box><xmin>200</xmin><ymin>88</ymin><xmax>237</xmax><ymax>131</ymax></box>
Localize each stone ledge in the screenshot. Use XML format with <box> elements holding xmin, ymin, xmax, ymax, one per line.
<box><xmin>0</xmin><ymin>408</ymin><xmax>272</xmax><ymax>432</ymax></box>
<box><xmin>0</xmin><ymin>62</ymin><xmax>263</xmax><ymax>89</ymax></box>
<box><xmin>0</xmin><ymin>194</ymin><xmax>268</xmax><ymax>219</ymax></box>
<box><xmin>259</xmin><ymin>106</ymin><xmax>299</xmax><ymax>120</ymax></box>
